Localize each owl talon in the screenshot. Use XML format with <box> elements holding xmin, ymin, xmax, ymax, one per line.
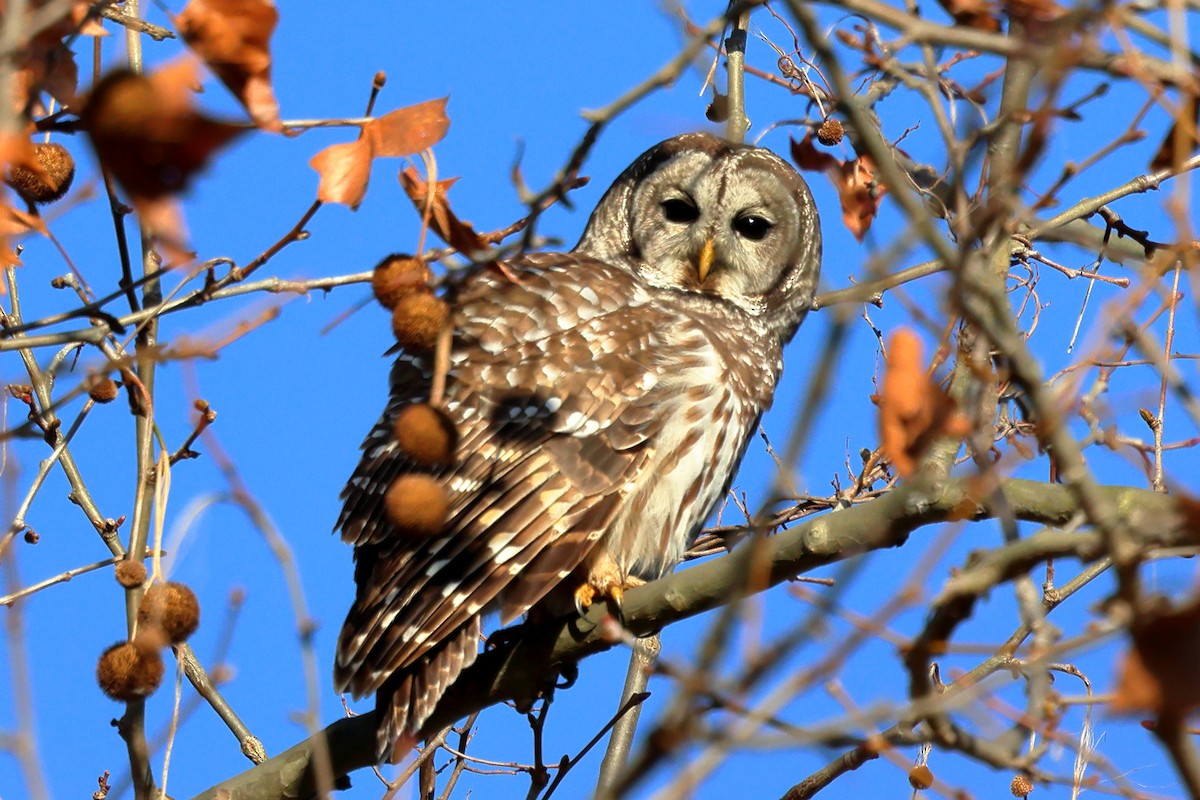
<box><xmin>574</xmin><ymin>583</ymin><xmax>597</xmax><ymax>618</ymax></box>
<box><xmin>557</xmin><ymin>663</ymin><xmax>579</xmax><ymax>689</ymax></box>
<box><xmin>574</xmin><ymin>572</ymin><xmax>644</xmax><ymax>619</ymax></box>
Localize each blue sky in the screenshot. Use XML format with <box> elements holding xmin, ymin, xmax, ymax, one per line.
<box><xmin>2</xmin><ymin>3</ymin><xmax>1199</xmax><ymax>800</ymax></box>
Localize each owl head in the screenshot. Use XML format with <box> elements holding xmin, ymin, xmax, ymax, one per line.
<box><xmin>575</xmin><ymin>132</ymin><xmax>821</xmax><ymax>341</ymax></box>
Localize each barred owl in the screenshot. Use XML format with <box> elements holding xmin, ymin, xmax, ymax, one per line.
<box><xmin>336</xmin><ymin>132</ymin><xmax>822</xmax><ymax>761</ymax></box>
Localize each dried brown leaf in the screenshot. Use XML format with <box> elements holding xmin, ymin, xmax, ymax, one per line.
<box><xmin>71</xmin><ymin>2</ymin><xmax>109</xmax><ymax>37</ymax></box>
<box><xmin>0</xmin><ymin>199</ymin><xmax>49</xmax><ymax>238</ymax></box>
<box><xmin>82</xmin><ymin>58</ymin><xmax>243</xmax><ymax>199</ymax></box>
<box><xmin>936</xmin><ymin>0</ymin><xmax>1000</xmax><ymax>31</ymax></box>
<box><xmin>791</xmin><ymin>133</ymin><xmax>886</xmax><ymax>241</ymax></box>
<box><xmin>878</xmin><ymin>329</ymin><xmax>969</xmax><ymax>477</ymax></box>
<box><xmin>789</xmin><ymin>133</ymin><xmax>839</xmax><ymax>172</ymax></box>
<box><xmin>309</xmin><ymin>138</ymin><xmax>373</xmax><ymax>209</ymax></box>
<box><xmin>1176</xmin><ymin>493</ymin><xmax>1200</xmax><ymax>540</ymax></box>
<box><xmin>1150</xmin><ymin>95</ymin><xmax>1199</xmax><ymax>172</ymax></box>
<box><xmin>175</xmin><ymin>0</ymin><xmax>281</xmax><ymax>131</ymax></box>
<box><xmin>1003</xmin><ymin>0</ymin><xmax>1068</xmax><ymax>22</ymax></box>
<box><xmin>366</xmin><ymin>98</ymin><xmax>450</xmax><ymax>158</ymax></box>
<box><xmin>5</xmin><ymin>1</ymin><xmax>106</xmax><ymax>112</ymax></box>
<box><xmin>81</xmin><ymin>57</ymin><xmax>244</xmax><ymax>252</ymax></box>
<box><xmin>1112</xmin><ymin>598</ymin><xmax>1200</xmax><ymax>721</ymax></box>
<box><xmin>8</xmin><ymin>12</ymin><xmax>68</xmax><ymax>109</ymax></box>
<box><xmin>399</xmin><ymin>166</ymin><xmax>486</xmax><ymax>255</ymax></box>
<box><xmin>836</xmin><ymin>154</ymin><xmax>886</xmax><ymax>242</ymax></box>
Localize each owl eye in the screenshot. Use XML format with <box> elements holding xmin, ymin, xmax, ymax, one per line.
<box><xmin>733</xmin><ymin>214</ymin><xmax>773</xmax><ymax>241</ymax></box>
<box><xmin>660</xmin><ymin>197</ymin><xmax>700</xmax><ymax>224</ymax></box>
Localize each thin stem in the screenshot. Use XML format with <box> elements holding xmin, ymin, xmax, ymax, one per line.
<box><xmin>1153</xmin><ymin>266</ymin><xmax>1182</xmax><ymax>491</ymax></box>
<box><xmin>120</xmin><ymin>5</ymin><xmax>158</xmax><ymax>798</ymax></box>
<box><xmin>725</xmin><ymin>5</ymin><xmax>752</xmax><ymax>143</ymax></box>
<box><xmin>0</xmin><ymin>267</ymin><xmax>117</xmax><ymax>555</ymax></box>
<box><xmin>0</xmin><ymin>555</ymin><xmax>121</xmax><ymax>606</ymax></box>
<box><xmin>0</xmin><ymin>271</ymin><xmax>372</xmax><ymax>352</ymax></box>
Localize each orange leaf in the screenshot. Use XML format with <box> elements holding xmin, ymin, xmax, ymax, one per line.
<box><xmin>307</xmin><ymin>97</ymin><xmax>451</xmax><ymax>209</ymax></box>
<box><xmin>175</xmin><ymin>0</ymin><xmax>281</xmax><ymax>131</ymax></box>
<box><xmin>877</xmin><ymin>329</ymin><xmax>969</xmax><ymax>478</ymax></box>
<box><xmin>365</xmin><ymin>98</ymin><xmax>450</xmax><ymax>158</ymax></box>
<box><xmin>82</xmin><ymin>58</ymin><xmax>244</xmax><ymax>200</ymax></box>
<box><xmin>399</xmin><ymin>167</ymin><xmax>487</xmax><ymax>256</ymax></box>
<box><xmin>71</xmin><ymin>1</ymin><xmax>110</xmax><ymax>37</ymax></box>
<box><xmin>1003</xmin><ymin>0</ymin><xmax>1068</xmax><ymax>22</ymax></box>
<box><xmin>309</xmin><ymin>139</ymin><xmax>373</xmax><ymax>209</ymax></box>
<box><xmin>136</xmin><ymin>197</ymin><xmax>191</xmax><ymax>266</ymax></box>
<box><xmin>7</xmin><ymin>4</ymin><xmax>86</xmax><ymax>111</ymax></box>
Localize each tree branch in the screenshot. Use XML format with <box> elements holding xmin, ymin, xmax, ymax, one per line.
<box><xmin>190</xmin><ymin>477</ymin><xmax>1186</xmax><ymax>800</ymax></box>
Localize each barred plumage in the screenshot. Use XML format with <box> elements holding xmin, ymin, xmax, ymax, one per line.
<box><xmin>336</xmin><ymin>133</ymin><xmax>821</xmax><ymax>761</ymax></box>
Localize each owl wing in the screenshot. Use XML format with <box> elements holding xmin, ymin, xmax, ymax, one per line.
<box><xmin>335</xmin><ymin>253</ymin><xmax>679</xmax><ymax>745</ymax></box>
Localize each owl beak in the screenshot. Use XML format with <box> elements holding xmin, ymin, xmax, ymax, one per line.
<box><xmin>696</xmin><ymin>238</ymin><xmax>716</xmax><ymax>284</ymax></box>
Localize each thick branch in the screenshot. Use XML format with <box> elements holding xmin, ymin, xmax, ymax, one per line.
<box><xmin>190</xmin><ymin>477</ymin><xmax>1184</xmax><ymax>800</ymax></box>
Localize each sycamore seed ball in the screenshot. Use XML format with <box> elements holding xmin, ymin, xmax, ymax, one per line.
<box><xmin>9</xmin><ymin>142</ymin><xmax>76</xmax><ymax>205</ymax></box>
<box><xmin>384</xmin><ymin>474</ymin><xmax>449</xmax><ymax>536</ymax></box>
<box><xmin>393</xmin><ymin>403</ymin><xmax>457</xmax><ymax>467</ymax></box>
<box><xmin>371</xmin><ymin>254</ymin><xmax>430</xmax><ymax>310</ymax></box>
<box><xmin>114</xmin><ymin>559</ymin><xmax>147</xmax><ymax>588</ymax></box>
<box><xmin>137</xmin><ymin>581</ymin><xmax>200</xmax><ymax>644</ymax></box>
<box><xmin>391</xmin><ymin>290</ymin><xmax>448</xmax><ymax>352</ymax></box>
<box><xmin>817</xmin><ymin>118</ymin><xmax>845</xmax><ymax>147</ymax></box>
<box><xmin>1010</xmin><ymin>775</ymin><xmax>1033</xmax><ymax>798</ymax></box>
<box><xmin>908</xmin><ymin>764</ymin><xmax>934</xmax><ymax>790</ymax></box>
<box><xmin>96</xmin><ymin>640</ymin><xmax>165</xmax><ymax>701</ymax></box>
<box><xmin>87</xmin><ymin>375</ymin><xmax>120</xmax><ymax>404</ymax></box>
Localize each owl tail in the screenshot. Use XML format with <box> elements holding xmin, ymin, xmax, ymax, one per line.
<box><xmin>373</xmin><ymin>616</ymin><xmax>483</xmax><ymax>764</ymax></box>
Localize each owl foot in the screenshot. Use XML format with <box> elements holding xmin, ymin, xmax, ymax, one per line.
<box><xmin>573</xmin><ymin>565</ymin><xmax>645</xmax><ymax>619</ymax></box>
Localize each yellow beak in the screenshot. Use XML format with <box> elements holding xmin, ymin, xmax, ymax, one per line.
<box><xmin>697</xmin><ymin>238</ymin><xmax>716</xmax><ymax>284</ymax></box>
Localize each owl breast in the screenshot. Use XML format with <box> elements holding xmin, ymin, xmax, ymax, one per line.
<box><xmin>605</xmin><ymin>307</ymin><xmax>777</xmax><ymax>580</ymax></box>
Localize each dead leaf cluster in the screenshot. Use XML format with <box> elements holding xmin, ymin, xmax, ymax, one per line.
<box><xmin>3</xmin><ymin>0</ymin><xmax>463</xmax><ymax>266</ymax></box>
<box><xmin>5</xmin><ymin>0</ymin><xmax>107</xmax><ymax>114</ymax></box>
<box><xmin>0</xmin><ymin>0</ymin><xmax>105</xmax><ymax>264</ymax></box>
<box><xmin>310</xmin><ymin>98</ymin><xmax>450</xmax><ymax>209</ymax></box>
